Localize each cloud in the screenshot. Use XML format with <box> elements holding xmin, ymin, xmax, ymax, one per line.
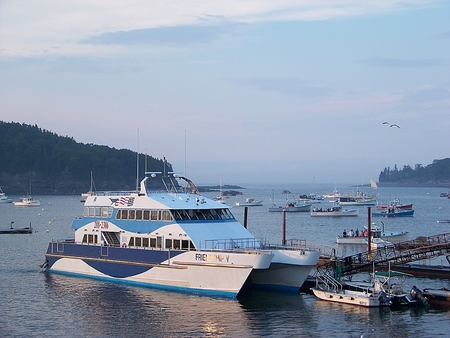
<box><xmin>81</xmin><ymin>23</ymin><xmax>245</xmax><ymax>46</ymax></box>
<box><xmin>360</xmin><ymin>58</ymin><xmax>441</xmax><ymax>68</ymax></box>
<box><xmin>232</xmin><ymin>77</ymin><xmax>333</xmax><ymax>98</ymax></box>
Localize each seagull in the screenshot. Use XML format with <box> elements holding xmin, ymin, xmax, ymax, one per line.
<box><xmin>382</xmin><ymin>121</ymin><xmax>400</xmax><ymax>128</ymax></box>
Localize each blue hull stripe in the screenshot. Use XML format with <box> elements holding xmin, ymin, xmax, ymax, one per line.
<box><xmin>45</xmin><ymin>242</ymin><xmax>184</xmax><ymax>278</ymax></box>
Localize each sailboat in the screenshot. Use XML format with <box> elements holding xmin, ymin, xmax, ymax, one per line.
<box><xmin>370</xmin><ymin>179</ymin><xmax>378</xmax><ymax>190</ymax></box>
<box><xmin>79</xmin><ymin>171</ymin><xmax>96</xmax><ymax>202</ymax></box>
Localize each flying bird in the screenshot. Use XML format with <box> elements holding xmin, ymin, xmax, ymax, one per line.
<box><xmin>382</xmin><ymin>121</ymin><xmax>400</xmax><ymax>128</ymax></box>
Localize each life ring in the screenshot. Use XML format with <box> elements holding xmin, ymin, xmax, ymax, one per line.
<box><xmin>122</xmin><ymin>243</ymin><xmax>127</xmax><ymax>248</ymax></box>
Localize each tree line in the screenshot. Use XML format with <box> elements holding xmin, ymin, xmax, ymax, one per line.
<box><xmin>0</xmin><ymin>121</ymin><xmax>173</xmax><ymax>194</ymax></box>
<box><xmin>378</xmin><ymin>158</ymin><xmax>450</xmax><ymax>186</ymax></box>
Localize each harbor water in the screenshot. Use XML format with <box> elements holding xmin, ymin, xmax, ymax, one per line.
<box><xmin>1</xmin><ymin>184</ymin><xmax>450</xmax><ymax>337</ymax></box>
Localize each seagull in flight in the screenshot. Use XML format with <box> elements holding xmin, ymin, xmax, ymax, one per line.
<box><xmin>383</xmin><ymin>121</ymin><xmax>400</xmax><ymax>128</ymax></box>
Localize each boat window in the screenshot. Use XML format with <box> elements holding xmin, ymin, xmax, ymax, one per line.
<box><xmin>89</xmin><ymin>207</ymin><xmax>96</xmax><ymax>217</ymax></box>
<box><xmin>135</xmin><ymin>237</ymin><xmax>142</xmax><ymax>246</ymax></box>
<box><xmin>162</xmin><ymin>210</ymin><xmax>173</xmax><ymax>221</ymax></box>
<box><xmin>128</xmin><ymin>237</ymin><xmax>134</xmax><ymax>246</ymax></box>
<box><xmin>151</xmin><ymin>210</ymin><xmax>158</xmax><ymax>220</ymax></box>
<box><xmin>121</xmin><ymin>210</ymin><xmax>128</xmax><ymax>220</ymax></box>
<box><xmin>150</xmin><ymin>237</ymin><xmax>156</xmax><ymax>247</ymax></box>
<box><xmin>128</xmin><ymin>210</ymin><xmax>136</xmax><ymax>220</ymax></box>
<box><xmin>156</xmin><ymin>237</ymin><xmax>162</xmax><ymax>248</ymax></box>
<box><xmin>165</xmin><ymin>239</ymin><xmax>172</xmax><ymax>249</ymax></box>
<box><xmin>95</xmin><ymin>207</ymin><xmax>102</xmax><ymax>217</ymax></box>
<box><xmin>142</xmin><ymin>237</ymin><xmax>149</xmax><ymax>247</ymax></box>
<box><xmin>173</xmin><ymin>239</ymin><xmax>180</xmax><ymax>249</ymax></box>
<box><xmin>143</xmin><ymin>210</ymin><xmax>150</xmax><ymax>220</ymax></box>
<box><xmin>136</xmin><ymin>210</ymin><xmax>143</xmax><ymax>220</ymax></box>
<box><xmin>102</xmin><ymin>207</ymin><xmax>112</xmax><ymax>218</ymax></box>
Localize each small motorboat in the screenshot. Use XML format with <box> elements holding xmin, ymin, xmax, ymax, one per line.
<box><xmin>423</xmin><ymin>288</ymin><xmax>450</xmax><ymax>308</ymax></box>
<box><xmin>235</xmin><ymin>197</ymin><xmax>263</xmax><ymax>206</ymax></box>
<box><xmin>372</xmin><ymin>207</ymin><xmax>414</xmax><ymax>217</ymax></box>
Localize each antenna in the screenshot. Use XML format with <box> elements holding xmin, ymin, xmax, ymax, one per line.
<box><xmin>136</xmin><ymin>128</ymin><xmax>139</xmax><ymax>191</ymax></box>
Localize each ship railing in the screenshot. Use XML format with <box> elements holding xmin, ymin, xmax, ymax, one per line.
<box><xmin>198</xmin><ymin>238</ymin><xmax>261</xmax><ymax>253</ymax></box>
<box><xmin>258</xmin><ymin>238</ymin><xmax>328</xmax><ymax>255</ymax></box>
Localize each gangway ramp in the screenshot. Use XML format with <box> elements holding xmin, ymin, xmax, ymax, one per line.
<box><xmin>321</xmin><ymin>232</ymin><xmax>450</xmax><ymax>275</ymax></box>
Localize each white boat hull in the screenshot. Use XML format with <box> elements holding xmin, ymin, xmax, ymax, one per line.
<box><xmin>311</xmin><ymin>288</ymin><xmax>390</xmax><ymax>307</ymax></box>
<box><xmin>47</xmin><ymin>245</ymin><xmax>273</xmax><ymax>296</ymax></box>
<box><xmin>252</xmin><ymin>249</ymin><xmax>320</xmax><ymax>291</ymax></box>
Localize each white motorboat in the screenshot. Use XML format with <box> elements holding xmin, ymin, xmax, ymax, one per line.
<box><xmin>13</xmin><ymin>196</ymin><xmax>40</xmax><ymax>207</ymax></box>
<box><xmin>311</xmin><ymin>205</ymin><xmax>358</xmax><ymax>217</ymax></box>
<box><xmin>235</xmin><ymin>197</ymin><xmax>263</xmax><ymax>206</ymax></box>
<box><xmin>336</xmin><ymin>222</ymin><xmax>409</xmax><ymax>244</ymax></box>
<box><xmin>0</xmin><ymin>188</ymin><xmax>12</xmax><ymax>204</ymax></box>
<box><xmin>268</xmin><ymin>201</ymin><xmax>311</xmax><ymax>212</ymax></box>
<box><xmin>311</xmin><ymin>268</ymin><xmax>392</xmax><ymax>307</ymax></box>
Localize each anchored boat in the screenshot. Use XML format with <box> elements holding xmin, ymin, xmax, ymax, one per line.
<box><xmin>43</xmin><ymin>173</ymin><xmax>320</xmax><ymax>297</ymax></box>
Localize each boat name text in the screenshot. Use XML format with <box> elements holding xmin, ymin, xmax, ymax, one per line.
<box><xmin>94</xmin><ymin>221</ymin><xmax>109</xmax><ymax>229</ymax></box>
<box><xmin>195</xmin><ymin>253</ymin><xmax>229</xmax><ymax>263</ymax></box>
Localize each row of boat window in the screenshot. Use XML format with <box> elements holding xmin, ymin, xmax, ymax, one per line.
<box><xmin>83</xmin><ymin>206</ymin><xmax>235</xmax><ymax>222</ymax></box>
<box><xmin>128</xmin><ymin>237</ymin><xmax>195</xmax><ymax>250</ymax></box>
<box><xmin>171</xmin><ymin>208</ymin><xmax>234</xmax><ymax>221</ymax></box>
<box><xmin>81</xmin><ymin>233</ymin><xmax>195</xmax><ymax>251</ymax></box>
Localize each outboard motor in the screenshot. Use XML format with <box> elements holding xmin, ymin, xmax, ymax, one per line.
<box><xmin>410</xmin><ymin>285</ymin><xmax>429</xmax><ymax>306</ymax></box>
<box><xmin>378</xmin><ymin>291</ymin><xmax>392</xmax><ymax>306</ymax></box>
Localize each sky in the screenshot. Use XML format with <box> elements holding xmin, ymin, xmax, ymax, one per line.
<box><xmin>0</xmin><ymin>1</ymin><xmax>449</xmax><ymax>186</ymax></box>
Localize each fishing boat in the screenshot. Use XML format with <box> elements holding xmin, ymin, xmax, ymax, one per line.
<box><xmin>235</xmin><ymin>197</ymin><xmax>263</xmax><ymax>206</ymax></box>
<box><xmin>43</xmin><ymin>173</ymin><xmax>320</xmax><ymax>297</ymax></box>
<box><xmin>13</xmin><ymin>196</ymin><xmax>41</xmax><ymax>207</ymax></box>
<box><xmin>372</xmin><ymin>207</ymin><xmax>414</xmax><ymax>217</ymax></box>
<box><xmin>311</xmin><ymin>205</ymin><xmax>358</xmax><ymax>217</ymax></box>
<box><xmin>0</xmin><ymin>188</ymin><xmax>12</xmax><ymax>204</ymax></box>
<box><xmin>376</xmin><ymin>199</ymin><xmax>413</xmax><ymax>210</ymax></box>
<box><xmin>268</xmin><ymin>201</ymin><xmax>311</xmax><ymax>212</ymax></box>
<box><xmin>13</xmin><ymin>180</ymin><xmax>40</xmax><ymax>206</ymax></box>
<box><xmin>338</xmin><ymin>195</ymin><xmax>376</xmax><ymax>206</ymax></box>
<box><xmin>336</xmin><ymin>221</ymin><xmax>409</xmax><ymax>244</ymax></box>
<box><xmin>310</xmin><ymin>268</ymin><xmax>392</xmax><ymax>307</ymax></box>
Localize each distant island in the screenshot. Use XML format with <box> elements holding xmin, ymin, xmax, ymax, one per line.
<box><xmin>0</xmin><ymin>121</ymin><xmax>173</xmax><ymax>194</ymax></box>
<box><xmin>197</xmin><ymin>185</ymin><xmax>245</xmax><ymax>196</ymax></box>
<box><xmin>378</xmin><ymin>158</ymin><xmax>450</xmax><ymax>187</ymax></box>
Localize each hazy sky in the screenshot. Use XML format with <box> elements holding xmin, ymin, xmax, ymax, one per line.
<box><xmin>1</xmin><ymin>1</ymin><xmax>449</xmax><ymax>185</ymax></box>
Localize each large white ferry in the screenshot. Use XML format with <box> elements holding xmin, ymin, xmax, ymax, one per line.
<box><xmin>43</xmin><ymin>173</ymin><xmax>320</xmax><ymax>297</ymax></box>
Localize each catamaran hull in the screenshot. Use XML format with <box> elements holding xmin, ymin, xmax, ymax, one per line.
<box><xmin>251</xmin><ymin>250</ymin><xmax>320</xmax><ymax>291</ymax></box>
<box><xmin>45</xmin><ymin>242</ymin><xmax>273</xmax><ymax>297</ymax></box>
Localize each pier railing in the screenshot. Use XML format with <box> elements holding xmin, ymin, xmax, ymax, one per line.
<box><xmin>320</xmin><ymin>232</ymin><xmax>450</xmax><ymax>275</ymax></box>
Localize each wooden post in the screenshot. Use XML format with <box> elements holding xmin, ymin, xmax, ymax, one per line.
<box><xmin>243</xmin><ymin>207</ymin><xmax>248</xmax><ymax>229</ymax></box>
<box><xmin>368</xmin><ymin>206</ymin><xmax>372</xmax><ymax>259</ymax></box>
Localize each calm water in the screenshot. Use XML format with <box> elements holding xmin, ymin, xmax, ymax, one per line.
<box><xmin>1</xmin><ymin>184</ymin><xmax>450</xmax><ymax>337</ymax></box>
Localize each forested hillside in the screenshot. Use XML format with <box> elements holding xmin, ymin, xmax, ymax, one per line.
<box><xmin>0</xmin><ymin>121</ymin><xmax>173</xmax><ymax>194</ymax></box>
<box><xmin>378</xmin><ymin>158</ymin><xmax>450</xmax><ymax>186</ymax></box>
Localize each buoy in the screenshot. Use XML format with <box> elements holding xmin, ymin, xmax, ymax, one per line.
<box><xmin>48</xmin><ymin>221</ymin><xmax>52</xmax><ymax>226</ymax></box>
